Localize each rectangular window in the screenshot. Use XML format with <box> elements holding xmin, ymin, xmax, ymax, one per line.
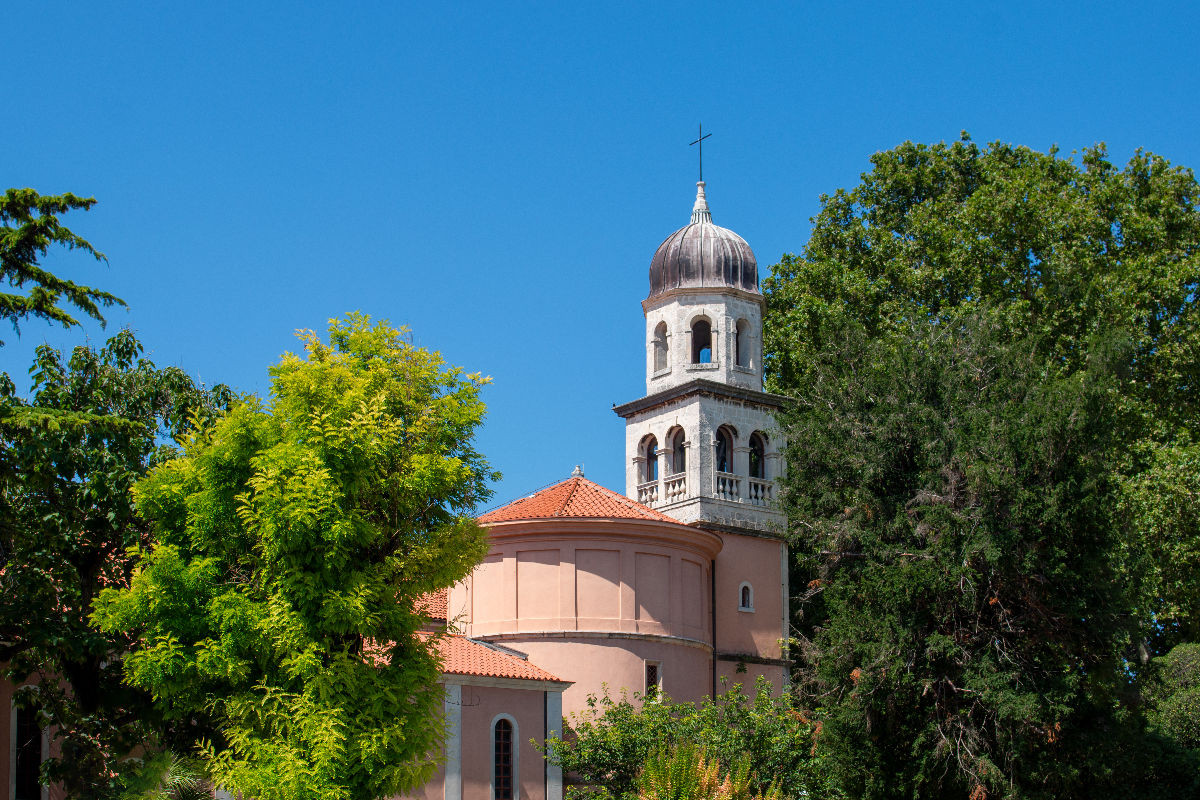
<box><xmin>645</xmin><ymin>660</ymin><xmax>662</xmax><ymax>698</ymax></box>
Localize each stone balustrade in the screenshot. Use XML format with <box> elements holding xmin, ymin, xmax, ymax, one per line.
<box><xmin>747</xmin><ymin>477</ymin><xmax>773</xmax><ymax>506</ymax></box>
<box><xmin>663</xmin><ymin>473</ymin><xmax>687</xmax><ymax>503</ymax></box>
<box><xmin>715</xmin><ymin>471</ymin><xmax>741</xmax><ymax>501</ymax></box>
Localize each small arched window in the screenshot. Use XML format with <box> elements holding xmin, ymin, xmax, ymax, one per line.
<box><xmin>641</xmin><ymin>435</ymin><xmax>659</xmax><ymax>482</ymax></box>
<box><xmin>749</xmin><ymin>432</ymin><xmax>766</xmax><ymax>479</ymax></box>
<box><xmin>670</xmin><ymin>428</ymin><xmax>686</xmax><ymax>475</ymax></box>
<box><xmin>715</xmin><ymin>427</ymin><xmax>733</xmax><ymax>474</ymax></box>
<box><xmin>653</xmin><ymin>321</ymin><xmax>668</xmax><ymax>372</ymax></box>
<box><xmin>493</xmin><ymin>716</ymin><xmax>516</xmax><ymax>800</ymax></box>
<box><xmin>738</xmin><ymin>582</ymin><xmax>754</xmax><ymax>611</ymax></box>
<box><xmin>735</xmin><ymin>319</ymin><xmax>750</xmax><ymax>368</ymax></box>
<box><xmin>691</xmin><ymin>319</ymin><xmax>712</xmax><ymax>364</ymax></box>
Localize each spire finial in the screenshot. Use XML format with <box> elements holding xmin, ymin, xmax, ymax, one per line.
<box><xmin>689</xmin><ymin>124</ymin><xmax>712</xmax><ymax>182</ymax></box>
<box><xmin>571</xmin><ymin>464</ymin><xmax>584</xmax><ymax>478</ymax></box>
<box><xmin>691</xmin><ymin>181</ymin><xmax>712</xmax><ymax>224</ymax></box>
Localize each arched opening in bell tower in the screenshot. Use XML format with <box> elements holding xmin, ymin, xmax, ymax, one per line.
<box><xmin>691</xmin><ymin>319</ymin><xmax>712</xmax><ymax>364</ymax></box>
<box><xmin>715</xmin><ymin>426</ymin><xmax>735</xmax><ymax>474</ymax></box>
<box><xmin>749</xmin><ymin>431</ymin><xmax>767</xmax><ymax>479</ymax></box>
<box><xmin>640</xmin><ymin>435</ymin><xmax>659</xmax><ymax>482</ymax></box>
<box><xmin>735</xmin><ymin>318</ymin><xmax>750</xmax><ymax>368</ymax></box>
<box><xmin>669</xmin><ymin>427</ymin><xmax>686</xmax><ymax>474</ymax></box>
<box><xmin>653</xmin><ymin>321</ymin><xmax>668</xmax><ymax>372</ymax></box>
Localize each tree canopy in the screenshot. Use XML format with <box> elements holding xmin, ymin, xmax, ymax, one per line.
<box><xmin>94</xmin><ymin>314</ymin><xmax>496</xmax><ymax>800</ymax></box>
<box><xmin>765</xmin><ymin>137</ymin><xmax>1199</xmax><ymax>427</ymax></box>
<box><xmin>541</xmin><ymin>678</ymin><xmax>823</xmax><ymax>800</ymax></box>
<box><xmin>0</xmin><ymin>331</ymin><xmax>232</xmax><ymax>798</ymax></box>
<box><xmin>763</xmin><ymin>137</ymin><xmax>1200</xmax><ymax>797</ymax></box>
<box><xmin>0</xmin><ymin>188</ymin><xmax>123</xmax><ymax>343</ymax></box>
<box><xmin>1144</xmin><ymin>643</ymin><xmax>1200</xmax><ymax>752</ymax></box>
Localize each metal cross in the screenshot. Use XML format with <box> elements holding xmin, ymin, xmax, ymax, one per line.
<box><xmin>689</xmin><ymin>124</ymin><xmax>712</xmax><ymax>181</ymax></box>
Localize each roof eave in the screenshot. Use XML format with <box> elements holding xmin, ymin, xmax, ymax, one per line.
<box><xmin>613</xmin><ymin>378</ymin><xmax>789</xmax><ymax>418</ymax></box>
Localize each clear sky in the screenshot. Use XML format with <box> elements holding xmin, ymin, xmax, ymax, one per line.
<box><xmin>4</xmin><ymin>1</ymin><xmax>1198</xmax><ymax>510</ymax></box>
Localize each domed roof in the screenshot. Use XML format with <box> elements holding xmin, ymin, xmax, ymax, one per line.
<box><xmin>648</xmin><ymin>182</ymin><xmax>758</xmax><ymax>299</ymax></box>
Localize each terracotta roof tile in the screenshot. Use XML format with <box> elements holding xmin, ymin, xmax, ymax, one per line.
<box><xmin>416</xmin><ymin>589</ymin><xmax>447</xmax><ymax>621</ymax></box>
<box><xmin>433</xmin><ymin>634</ymin><xmax>565</xmax><ymax>682</ymax></box>
<box><xmin>479</xmin><ymin>476</ymin><xmax>678</xmax><ymax>524</ymax></box>
<box><xmin>366</xmin><ymin>635</ymin><xmax>565</xmax><ymax>683</ymax></box>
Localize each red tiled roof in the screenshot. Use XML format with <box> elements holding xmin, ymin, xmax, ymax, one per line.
<box><xmin>417</xmin><ymin>589</ymin><xmax>448</xmax><ymax>621</ymax></box>
<box><xmin>366</xmin><ymin>634</ymin><xmax>566</xmax><ymax>683</ymax></box>
<box><xmin>478</xmin><ymin>476</ymin><xmax>678</xmax><ymax>524</ymax></box>
<box><xmin>434</xmin><ymin>634</ymin><xmax>565</xmax><ymax>682</ymax></box>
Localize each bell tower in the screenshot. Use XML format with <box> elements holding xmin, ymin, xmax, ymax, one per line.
<box><xmin>614</xmin><ymin>182</ymin><xmax>786</xmax><ymax>532</ymax></box>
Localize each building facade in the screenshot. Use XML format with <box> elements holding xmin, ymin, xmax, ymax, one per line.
<box><xmin>421</xmin><ymin>180</ymin><xmax>791</xmax><ymax>800</ymax></box>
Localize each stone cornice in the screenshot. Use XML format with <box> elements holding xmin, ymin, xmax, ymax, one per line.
<box><xmin>478</xmin><ymin>629</ymin><xmax>715</xmax><ymax>653</ymax></box>
<box><xmin>483</xmin><ymin>517</ymin><xmax>724</xmax><ymax>560</ymax></box>
<box><xmin>642</xmin><ymin>286</ymin><xmax>765</xmax><ymax>313</ymax></box>
<box><xmin>613</xmin><ymin>379</ymin><xmax>789</xmax><ymax>419</ymax></box>
<box><xmin>692</xmin><ymin>519</ymin><xmax>787</xmax><ymax>543</ymax></box>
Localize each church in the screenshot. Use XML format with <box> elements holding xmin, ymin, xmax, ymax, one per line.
<box><xmin>0</xmin><ymin>180</ymin><xmax>789</xmax><ymax>800</ymax></box>
<box><xmin>409</xmin><ymin>179</ymin><xmax>791</xmax><ymax>800</ymax></box>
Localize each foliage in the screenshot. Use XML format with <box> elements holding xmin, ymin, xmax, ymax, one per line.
<box><xmin>763</xmin><ymin>135</ymin><xmax>1199</xmax><ymax>424</ymax></box>
<box><xmin>776</xmin><ymin>312</ymin><xmax>1144</xmax><ymax>798</ymax></box>
<box><xmin>1118</xmin><ymin>445</ymin><xmax>1200</xmax><ymax>648</ymax></box>
<box><xmin>540</xmin><ymin>678</ymin><xmax>824</xmax><ymax>800</ymax></box>
<box><xmin>0</xmin><ymin>330</ymin><xmax>231</xmax><ymax>798</ymax></box>
<box><xmin>94</xmin><ymin>314</ymin><xmax>496</xmax><ymax>800</ymax></box>
<box><xmin>0</xmin><ymin>187</ymin><xmax>123</xmax><ymax>343</ymax></box>
<box><xmin>1143</xmin><ymin>643</ymin><xmax>1200</xmax><ymax>752</ymax></box>
<box><xmin>121</xmin><ymin>753</ymin><xmax>212</xmax><ymax>800</ymax></box>
<box><xmin>763</xmin><ymin>136</ymin><xmax>1200</xmax><ymax>795</ymax></box>
<box><xmin>638</xmin><ymin>741</ymin><xmax>781</xmax><ymax>800</ymax></box>
<box><xmin>763</xmin><ymin>135</ymin><xmax>1200</xmax><ymax>656</ymax></box>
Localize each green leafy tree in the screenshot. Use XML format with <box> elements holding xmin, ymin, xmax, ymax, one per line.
<box><xmin>1144</xmin><ymin>643</ymin><xmax>1200</xmax><ymax>752</ymax></box>
<box><xmin>773</xmin><ymin>313</ymin><xmax>1198</xmax><ymax>798</ymax></box>
<box><xmin>541</xmin><ymin>678</ymin><xmax>825</xmax><ymax>800</ymax></box>
<box><xmin>763</xmin><ymin>136</ymin><xmax>1200</xmax><ymax>656</ymax></box>
<box><xmin>1</xmin><ymin>187</ymin><xmax>123</xmax><ymax>343</ymax></box>
<box><xmin>1118</xmin><ymin>445</ymin><xmax>1200</xmax><ymax>649</ymax></box>
<box><xmin>94</xmin><ymin>314</ymin><xmax>496</xmax><ymax>800</ymax></box>
<box><xmin>0</xmin><ymin>331</ymin><xmax>232</xmax><ymax>798</ymax></box>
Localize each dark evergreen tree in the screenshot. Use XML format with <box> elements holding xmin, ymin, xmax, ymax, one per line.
<box><xmin>764</xmin><ymin>137</ymin><xmax>1200</xmax><ymax>796</ymax></box>
<box><xmin>777</xmin><ymin>315</ymin><xmax>1197</xmax><ymax>798</ymax></box>
<box><xmin>0</xmin><ymin>332</ymin><xmax>231</xmax><ymax>798</ymax></box>
<box><xmin>0</xmin><ymin>187</ymin><xmax>122</xmax><ymax>343</ymax></box>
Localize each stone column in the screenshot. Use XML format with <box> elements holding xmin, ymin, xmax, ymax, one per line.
<box><xmin>546</xmin><ymin>690</ymin><xmax>564</xmax><ymax>800</ymax></box>
<box><xmin>444</xmin><ymin>684</ymin><xmax>462</xmax><ymax>800</ymax></box>
<box><xmin>765</xmin><ymin>452</ymin><xmax>782</xmax><ymax>482</ymax></box>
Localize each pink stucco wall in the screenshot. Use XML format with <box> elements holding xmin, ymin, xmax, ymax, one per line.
<box><xmin>715</xmin><ymin>661</ymin><xmax>787</xmax><ymax>696</ymax></box>
<box><xmin>459</xmin><ymin>685</ymin><xmax>546</xmax><ymax>800</ymax></box>
<box><xmin>713</xmin><ymin>532</ymin><xmax>787</xmax><ymax>660</ymax></box>
<box><xmin>450</xmin><ymin>518</ymin><xmax>724</xmax><ymax>719</ymax></box>
<box><xmin>449</xmin><ymin>517</ymin><xmax>790</xmax><ymax>722</ymax></box>
<box><xmin>399</xmin><ymin>683</ymin><xmax>553</xmax><ymax>800</ymax></box>
<box><xmin>0</xmin><ymin>676</ymin><xmax>68</xmax><ymax>800</ymax></box>
<box><xmin>497</xmin><ymin>636</ymin><xmax>711</xmax><ymax>717</ymax></box>
<box><xmin>454</xmin><ymin>519</ymin><xmax>722</xmax><ymax>647</ymax></box>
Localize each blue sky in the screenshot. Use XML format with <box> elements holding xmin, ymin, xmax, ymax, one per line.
<box><xmin>4</xmin><ymin>2</ymin><xmax>1198</xmax><ymax>509</ymax></box>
